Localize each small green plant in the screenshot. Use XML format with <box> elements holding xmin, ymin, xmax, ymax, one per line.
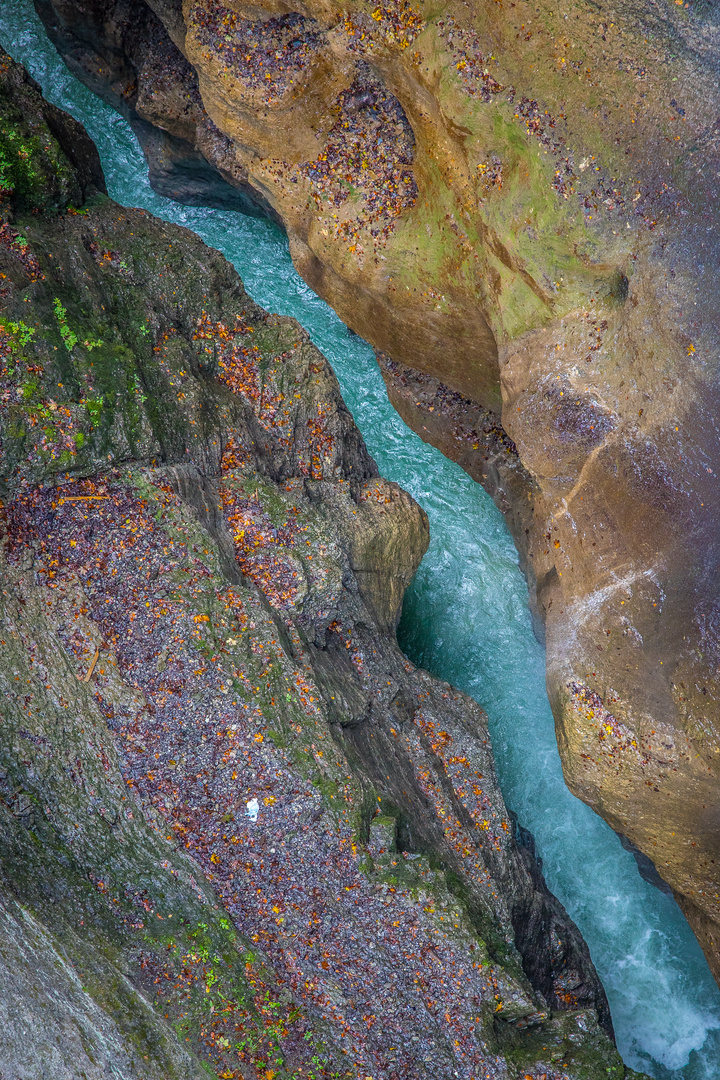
<box><xmin>53</xmin><ymin>299</ymin><xmax>103</xmax><ymax>353</ymax></box>
<box><xmin>18</xmin><ymin>326</ymin><xmax>34</xmax><ymax>347</ymax></box>
<box><xmin>130</xmin><ymin>372</ymin><xmax>147</xmax><ymax>403</ymax></box>
<box><xmin>53</xmin><ymin>298</ymin><xmax>78</xmax><ymax>352</ymax></box>
<box><xmin>0</xmin><ymin>148</ymin><xmax>12</xmax><ymax>194</ymax></box>
<box><xmin>84</xmin><ymin>396</ymin><xmax>104</xmax><ymax>427</ymax></box>
<box><xmin>2</xmin><ymin>319</ymin><xmax>35</xmax><ymax>347</ymax></box>
<box><xmin>0</xmin><ymin>318</ymin><xmax>35</xmax><ymax>376</ymax></box>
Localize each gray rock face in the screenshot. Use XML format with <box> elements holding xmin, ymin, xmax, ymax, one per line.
<box><xmin>0</xmin><ymin>48</ymin><xmax>638</xmax><ymax>1080</ymax></box>
<box><xmin>0</xmin><ymin>897</ymin><xmax>203</xmax><ymax>1080</ymax></box>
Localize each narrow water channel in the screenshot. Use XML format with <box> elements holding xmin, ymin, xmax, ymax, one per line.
<box><xmin>2</xmin><ymin>3</ymin><xmax>720</xmax><ymax>1074</ymax></box>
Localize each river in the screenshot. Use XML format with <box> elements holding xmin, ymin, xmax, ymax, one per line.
<box><xmin>1</xmin><ymin>3</ymin><xmax>719</xmax><ymax>1074</ymax></box>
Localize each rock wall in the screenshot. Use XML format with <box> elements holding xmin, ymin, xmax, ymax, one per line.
<box><xmin>32</xmin><ymin>0</ymin><xmax>720</xmax><ymax>987</ymax></box>
<box><xmin>0</xmin><ymin>52</ymin><xmax>641</xmax><ymax>1079</ymax></box>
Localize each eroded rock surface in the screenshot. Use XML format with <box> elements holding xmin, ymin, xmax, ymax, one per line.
<box><xmin>0</xmin><ymin>52</ymin><xmax>639</xmax><ymax>1080</ymax></box>
<box><xmin>32</xmin><ymin>0</ymin><xmax>720</xmax><ymax>985</ymax></box>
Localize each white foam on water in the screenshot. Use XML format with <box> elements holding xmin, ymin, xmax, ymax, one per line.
<box><xmin>1</xmin><ymin>3</ymin><xmax>720</xmax><ymax>1073</ymax></box>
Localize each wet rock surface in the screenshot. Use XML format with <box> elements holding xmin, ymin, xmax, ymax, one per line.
<box><xmin>33</xmin><ymin>0</ymin><xmax>277</xmax><ymax>214</ymax></box>
<box><xmin>31</xmin><ymin>0</ymin><xmax>720</xmax><ymax>988</ymax></box>
<box><xmin>0</xmin><ymin>52</ymin><xmax>638</xmax><ymax>1080</ymax></box>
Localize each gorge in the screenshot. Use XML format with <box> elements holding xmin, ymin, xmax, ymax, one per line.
<box><xmin>1</xmin><ymin>0</ymin><xmax>720</xmax><ymax>1077</ymax></box>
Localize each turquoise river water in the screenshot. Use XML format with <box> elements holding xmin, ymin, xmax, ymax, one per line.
<box><xmin>1</xmin><ymin>3</ymin><xmax>720</xmax><ymax>1074</ymax></box>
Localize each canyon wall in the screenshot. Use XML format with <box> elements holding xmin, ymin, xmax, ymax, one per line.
<box><xmin>0</xmin><ymin>51</ymin><xmax>641</xmax><ymax>1078</ymax></box>
<box><xmin>33</xmin><ymin>0</ymin><xmax>720</xmax><ymax>987</ymax></box>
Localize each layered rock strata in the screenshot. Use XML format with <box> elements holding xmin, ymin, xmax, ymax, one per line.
<box><xmin>0</xmin><ymin>53</ymin><xmax>640</xmax><ymax>1079</ymax></box>
<box><xmin>32</xmin><ymin>0</ymin><xmax>720</xmax><ymax>984</ymax></box>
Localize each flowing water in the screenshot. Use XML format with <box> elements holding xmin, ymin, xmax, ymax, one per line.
<box><xmin>1</xmin><ymin>4</ymin><xmax>720</xmax><ymax>1074</ymax></box>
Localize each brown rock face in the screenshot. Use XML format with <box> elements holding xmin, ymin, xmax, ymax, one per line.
<box><xmin>32</xmin><ymin>0</ymin><xmax>720</xmax><ymax>992</ymax></box>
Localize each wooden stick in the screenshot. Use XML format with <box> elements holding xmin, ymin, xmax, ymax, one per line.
<box><xmin>82</xmin><ymin>647</ymin><xmax>100</xmax><ymax>682</ymax></box>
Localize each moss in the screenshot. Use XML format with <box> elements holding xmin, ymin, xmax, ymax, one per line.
<box><xmin>494</xmin><ymin>1010</ymin><xmax>631</xmax><ymax>1079</ymax></box>
<box><xmin>0</xmin><ymin>50</ymin><xmax>102</xmax><ymax>213</ymax></box>
<box><xmin>0</xmin><ymin>115</ymin><xmax>74</xmax><ymax>211</ymax></box>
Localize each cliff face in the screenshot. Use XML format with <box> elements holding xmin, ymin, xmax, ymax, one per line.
<box><xmin>31</xmin><ymin>0</ymin><xmax>720</xmax><ymax>986</ymax></box>
<box><xmin>0</xmin><ymin>52</ymin><xmax>639</xmax><ymax>1080</ymax></box>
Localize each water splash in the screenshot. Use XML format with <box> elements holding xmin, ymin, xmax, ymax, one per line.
<box><xmin>1</xmin><ymin>3</ymin><xmax>719</xmax><ymax>1073</ymax></box>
